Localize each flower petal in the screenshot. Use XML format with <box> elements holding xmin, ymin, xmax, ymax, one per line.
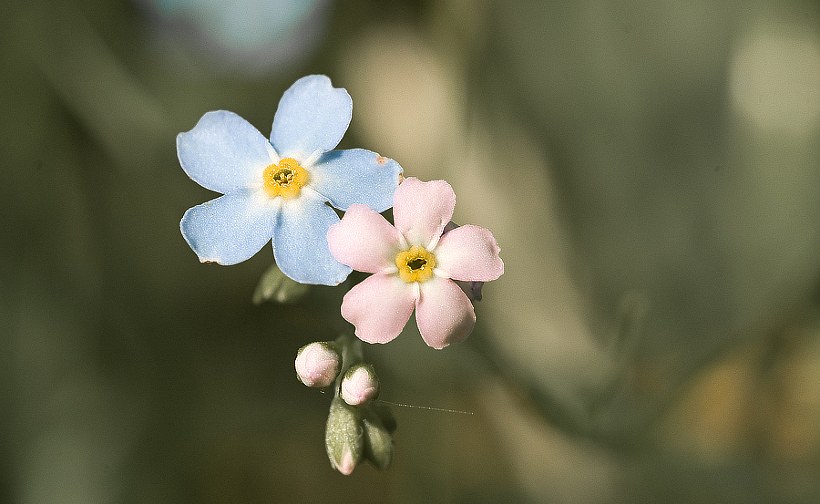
<box><xmin>433</xmin><ymin>224</ymin><xmax>504</xmax><ymax>282</ymax></box>
<box><xmin>328</xmin><ymin>204</ymin><xmax>403</xmax><ymax>274</ymax></box>
<box><xmin>180</xmin><ymin>191</ymin><xmax>276</xmax><ymax>265</ymax></box>
<box><xmin>270</xmin><ymin>75</ymin><xmax>352</xmax><ymax>159</ymax></box>
<box><xmin>272</xmin><ymin>193</ymin><xmax>351</xmax><ymax>285</ymax></box>
<box><xmin>177</xmin><ymin>111</ymin><xmax>275</xmax><ymax>194</ymax></box>
<box><xmin>415</xmin><ymin>277</ymin><xmax>476</xmax><ymax>349</ymax></box>
<box><xmin>341</xmin><ymin>274</ymin><xmax>417</xmax><ymax>344</ymax></box>
<box><xmin>310</xmin><ymin>149</ymin><xmax>403</xmax><ymax>212</ymax></box>
<box><xmin>393</xmin><ymin>178</ymin><xmax>456</xmax><ymax>248</ymax></box>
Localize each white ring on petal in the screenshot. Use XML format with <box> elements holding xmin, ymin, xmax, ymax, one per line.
<box><xmin>177</xmin><ymin>110</ymin><xmax>276</xmax><ymax>194</ymax></box>
<box><xmin>392</xmin><ymin>178</ymin><xmax>456</xmax><ymax>248</ymax></box>
<box><xmin>271</xmin><ymin>191</ymin><xmax>351</xmax><ymax>285</ymax></box>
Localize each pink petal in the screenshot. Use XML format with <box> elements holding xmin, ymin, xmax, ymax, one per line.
<box><xmin>415</xmin><ymin>277</ymin><xmax>476</xmax><ymax>349</ymax></box>
<box><xmin>328</xmin><ymin>204</ymin><xmax>403</xmax><ymax>273</ymax></box>
<box><xmin>433</xmin><ymin>224</ymin><xmax>504</xmax><ymax>282</ymax></box>
<box><xmin>393</xmin><ymin>178</ymin><xmax>456</xmax><ymax>248</ymax></box>
<box><xmin>336</xmin><ymin>449</ymin><xmax>357</xmax><ymax>476</ymax></box>
<box><xmin>341</xmin><ymin>274</ymin><xmax>417</xmax><ymax>344</ymax></box>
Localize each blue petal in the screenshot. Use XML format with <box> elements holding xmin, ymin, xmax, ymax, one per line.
<box><xmin>310</xmin><ymin>149</ymin><xmax>403</xmax><ymax>212</ymax></box>
<box><xmin>178</xmin><ymin>111</ymin><xmax>275</xmax><ymax>194</ymax></box>
<box><xmin>180</xmin><ymin>191</ymin><xmax>276</xmax><ymax>265</ymax></box>
<box><xmin>272</xmin><ymin>194</ymin><xmax>352</xmax><ymax>285</ymax></box>
<box><xmin>269</xmin><ymin>75</ymin><xmax>352</xmax><ymax>159</ymax></box>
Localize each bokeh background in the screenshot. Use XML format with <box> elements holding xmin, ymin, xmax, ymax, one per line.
<box><xmin>2</xmin><ymin>0</ymin><xmax>820</xmax><ymax>502</ymax></box>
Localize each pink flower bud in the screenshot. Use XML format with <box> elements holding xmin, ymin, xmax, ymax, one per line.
<box><xmin>340</xmin><ymin>364</ymin><xmax>380</xmax><ymax>406</ymax></box>
<box><xmin>325</xmin><ymin>397</ymin><xmax>363</xmax><ymax>475</ymax></box>
<box><xmin>335</xmin><ymin>447</ymin><xmax>358</xmax><ymax>475</ymax></box>
<box><xmin>295</xmin><ymin>342</ymin><xmax>341</xmax><ymax>388</ymax></box>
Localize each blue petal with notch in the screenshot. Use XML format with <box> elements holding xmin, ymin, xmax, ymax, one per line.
<box><xmin>177</xmin><ymin>110</ymin><xmax>275</xmax><ymax>194</ymax></box>
<box><xmin>310</xmin><ymin>149</ymin><xmax>403</xmax><ymax>212</ymax></box>
<box><xmin>271</xmin><ymin>193</ymin><xmax>352</xmax><ymax>285</ymax></box>
<box><xmin>269</xmin><ymin>75</ymin><xmax>352</xmax><ymax>159</ymax></box>
<box><xmin>180</xmin><ymin>191</ymin><xmax>277</xmax><ymax>265</ymax></box>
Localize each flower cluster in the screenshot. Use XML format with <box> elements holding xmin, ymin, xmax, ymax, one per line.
<box><xmin>178</xmin><ymin>75</ymin><xmax>402</xmax><ymax>285</ymax></box>
<box><xmin>295</xmin><ymin>336</ymin><xmax>393</xmax><ymax>474</ymax></box>
<box><xmin>177</xmin><ymin>75</ymin><xmax>503</xmax><ymax>474</ymax></box>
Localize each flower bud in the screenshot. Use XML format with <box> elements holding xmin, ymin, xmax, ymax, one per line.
<box><xmin>362</xmin><ymin>412</ymin><xmax>394</xmax><ymax>470</ymax></box>
<box><xmin>253</xmin><ymin>264</ymin><xmax>310</xmax><ymax>305</ymax></box>
<box><xmin>325</xmin><ymin>397</ymin><xmax>363</xmax><ymax>475</ymax></box>
<box><xmin>295</xmin><ymin>342</ymin><xmax>341</xmax><ymax>388</ymax></box>
<box><xmin>340</xmin><ymin>364</ymin><xmax>380</xmax><ymax>406</ymax></box>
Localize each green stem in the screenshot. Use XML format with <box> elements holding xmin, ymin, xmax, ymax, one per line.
<box><xmin>333</xmin><ymin>334</ymin><xmax>363</xmax><ymax>397</ymax></box>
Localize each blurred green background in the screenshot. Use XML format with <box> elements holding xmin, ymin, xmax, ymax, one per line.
<box><xmin>2</xmin><ymin>0</ymin><xmax>819</xmax><ymax>502</ymax></box>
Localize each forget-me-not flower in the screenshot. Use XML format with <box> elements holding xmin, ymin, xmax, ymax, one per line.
<box><xmin>178</xmin><ymin>75</ymin><xmax>403</xmax><ymax>285</ymax></box>
<box><xmin>327</xmin><ymin>178</ymin><xmax>504</xmax><ymax>349</ymax></box>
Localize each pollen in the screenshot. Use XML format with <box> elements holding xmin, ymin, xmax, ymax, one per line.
<box><xmin>263</xmin><ymin>158</ymin><xmax>309</xmax><ymax>199</ymax></box>
<box><xmin>395</xmin><ymin>245</ymin><xmax>437</xmax><ymax>283</ymax></box>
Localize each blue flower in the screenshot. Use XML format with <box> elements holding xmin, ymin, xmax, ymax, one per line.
<box><xmin>177</xmin><ymin>75</ymin><xmax>403</xmax><ymax>285</ymax></box>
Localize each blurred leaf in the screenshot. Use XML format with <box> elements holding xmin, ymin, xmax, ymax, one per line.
<box><xmin>252</xmin><ymin>263</ymin><xmax>311</xmax><ymax>305</ymax></box>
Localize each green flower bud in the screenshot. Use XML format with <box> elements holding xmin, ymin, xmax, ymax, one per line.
<box><xmin>325</xmin><ymin>397</ymin><xmax>363</xmax><ymax>475</ymax></box>
<box><xmin>252</xmin><ymin>264</ymin><xmax>310</xmax><ymax>305</ymax></box>
<box><xmin>362</xmin><ymin>410</ymin><xmax>394</xmax><ymax>470</ymax></box>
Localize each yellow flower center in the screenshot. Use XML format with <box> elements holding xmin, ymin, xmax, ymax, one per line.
<box><xmin>394</xmin><ymin>245</ymin><xmax>437</xmax><ymax>283</ymax></box>
<box><xmin>262</xmin><ymin>158</ymin><xmax>309</xmax><ymax>199</ymax></box>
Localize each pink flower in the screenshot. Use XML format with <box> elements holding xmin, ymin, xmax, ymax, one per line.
<box><xmin>327</xmin><ymin>178</ymin><xmax>504</xmax><ymax>349</ymax></box>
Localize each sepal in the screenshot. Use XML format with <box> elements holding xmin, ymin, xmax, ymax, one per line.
<box><xmin>325</xmin><ymin>397</ymin><xmax>364</xmax><ymax>475</ymax></box>
<box><xmin>253</xmin><ymin>264</ymin><xmax>311</xmax><ymax>305</ymax></box>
